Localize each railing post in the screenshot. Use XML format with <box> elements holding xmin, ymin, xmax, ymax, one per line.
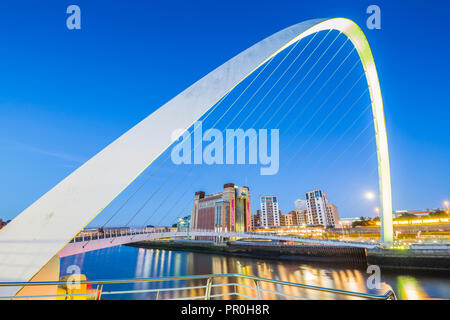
<box><xmin>156</xmin><ymin>290</ymin><xmax>160</xmax><ymax>300</ymax></box>
<box><xmin>96</xmin><ymin>284</ymin><xmax>103</xmax><ymax>300</ymax></box>
<box><xmin>254</xmin><ymin>280</ymin><xmax>263</xmax><ymax>300</ymax></box>
<box><xmin>205</xmin><ymin>277</ymin><xmax>213</xmax><ymax>300</ymax></box>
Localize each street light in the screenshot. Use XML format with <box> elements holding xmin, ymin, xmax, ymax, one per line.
<box><xmin>374</xmin><ymin>207</ymin><xmax>380</xmax><ymax>216</ymax></box>
<box><xmin>364</xmin><ymin>191</ymin><xmax>376</xmax><ymax>200</ymax></box>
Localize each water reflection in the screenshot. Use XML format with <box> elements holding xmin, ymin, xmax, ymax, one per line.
<box><xmin>60</xmin><ymin>245</ymin><xmax>449</xmax><ymax>300</ymax></box>
<box><xmin>397</xmin><ymin>276</ymin><xmax>428</xmax><ymax>300</ymax></box>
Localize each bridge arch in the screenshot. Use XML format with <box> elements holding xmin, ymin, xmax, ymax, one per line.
<box><xmin>0</xmin><ymin>18</ymin><xmax>393</xmax><ymax>292</ymax></box>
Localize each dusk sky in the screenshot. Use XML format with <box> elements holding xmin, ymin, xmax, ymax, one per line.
<box><xmin>0</xmin><ymin>0</ymin><xmax>448</xmax><ymax>226</ymax></box>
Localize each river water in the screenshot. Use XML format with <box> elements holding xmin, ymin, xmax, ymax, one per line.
<box><xmin>60</xmin><ymin>245</ymin><xmax>450</xmax><ymax>300</ymax></box>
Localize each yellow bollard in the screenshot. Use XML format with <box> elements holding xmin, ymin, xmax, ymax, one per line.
<box><xmin>57</xmin><ymin>274</ymin><xmax>96</xmax><ymax>300</ymax></box>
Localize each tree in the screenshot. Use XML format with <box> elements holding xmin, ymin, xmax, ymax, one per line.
<box><xmin>352</xmin><ymin>217</ymin><xmax>374</xmax><ymax>228</ymax></box>
<box><xmin>430</xmin><ymin>209</ymin><xmax>447</xmax><ymax>217</ymax></box>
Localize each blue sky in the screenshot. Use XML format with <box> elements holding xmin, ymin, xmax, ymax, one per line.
<box><xmin>0</xmin><ymin>0</ymin><xmax>449</xmax><ymax>225</ymax></box>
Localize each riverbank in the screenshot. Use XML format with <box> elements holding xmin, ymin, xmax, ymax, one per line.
<box><xmin>127</xmin><ymin>240</ymin><xmax>368</xmax><ymax>266</ymax></box>
<box><xmin>367</xmin><ymin>247</ymin><xmax>450</xmax><ymax>271</ymax></box>
<box><xmin>127</xmin><ymin>240</ymin><xmax>450</xmax><ymax>271</ymax></box>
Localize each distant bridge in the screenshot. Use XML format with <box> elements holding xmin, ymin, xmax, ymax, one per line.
<box><xmin>59</xmin><ymin>228</ymin><xmax>379</xmax><ymax>257</ymax></box>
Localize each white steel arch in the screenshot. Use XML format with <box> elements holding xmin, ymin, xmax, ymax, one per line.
<box><xmin>0</xmin><ymin>18</ymin><xmax>393</xmax><ymax>294</ymax></box>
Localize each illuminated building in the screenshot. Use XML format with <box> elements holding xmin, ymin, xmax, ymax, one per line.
<box><xmin>305</xmin><ymin>189</ymin><xmax>339</xmax><ymax>228</ymax></box>
<box><xmin>375</xmin><ymin>217</ymin><xmax>450</xmax><ymax>226</ymax></box>
<box><xmin>191</xmin><ymin>183</ymin><xmax>251</xmax><ymax>233</ymax></box>
<box><xmin>251</xmin><ymin>211</ymin><xmax>261</xmax><ymax>229</ymax></box>
<box><xmin>260</xmin><ymin>196</ymin><xmax>280</xmax><ymax>227</ymax></box>
<box><xmin>291</xmin><ymin>210</ymin><xmax>309</xmax><ymax>225</ymax></box>
<box><xmin>251</xmin><ymin>225</ymin><xmax>325</xmax><ymax>238</ymax></box>
<box><xmin>176</xmin><ymin>216</ymin><xmax>191</xmax><ymax>232</ymax></box>
<box><xmin>326</xmin><ymin>204</ymin><xmax>339</xmax><ymax>227</ymax></box>
<box><xmin>306</xmin><ymin>190</ymin><xmax>329</xmax><ymax>226</ymax></box>
<box><xmin>339</xmin><ymin>217</ymin><xmax>363</xmax><ymax>228</ymax></box>
<box><xmin>280</xmin><ymin>212</ymin><xmax>294</xmax><ymax>226</ymax></box>
<box><xmin>395</xmin><ymin>209</ymin><xmax>435</xmax><ymax>218</ymax></box>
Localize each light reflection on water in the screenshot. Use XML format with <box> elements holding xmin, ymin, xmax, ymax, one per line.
<box><xmin>60</xmin><ymin>245</ymin><xmax>450</xmax><ymax>300</ymax></box>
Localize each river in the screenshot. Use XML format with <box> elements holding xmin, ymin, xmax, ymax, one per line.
<box><xmin>60</xmin><ymin>245</ymin><xmax>450</xmax><ymax>300</ymax></box>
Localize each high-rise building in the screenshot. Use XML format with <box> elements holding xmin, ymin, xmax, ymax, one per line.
<box><xmin>305</xmin><ymin>190</ymin><xmax>339</xmax><ymax>227</ymax></box>
<box><xmin>192</xmin><ymin>183</ymin><xmax>251</xmax><ymax>233</ymax></box>
<box><xmin>326</xmin><ymin>203</ymin><xmax>339</xmax><ymax>227</ymax></box>
<box><xmin>260</xmin><ymin>196</ymin><xmax>280</xmax><ymax>227</ymax></box>
<box><xmin>306</xmin><ymin>190</ymin><xmax>327</xmax><ymax>226</ymax></box>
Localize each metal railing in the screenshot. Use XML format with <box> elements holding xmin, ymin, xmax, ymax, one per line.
<box><xmin>69</xmin><ymin>228</ymin><xmax>379</xmax><ymax>248</ymax></box>
<box><xmin>0</xmin><ymin>273</ymin><xmax>396</xmax><ymax>300</ymax></box>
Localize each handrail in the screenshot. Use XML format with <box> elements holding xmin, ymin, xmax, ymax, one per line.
<box><xmin>69</xmin><ymin>228</ymin><xmax>379</xmax><ymax>248</ymax></box>
<box><xmin>0</xmin><ymin>273</ymin><xmax>396</xmax><ymax>300</ymax></box>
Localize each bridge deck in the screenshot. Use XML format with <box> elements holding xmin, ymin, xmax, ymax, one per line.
<box><xmin>59</xmin><ymin>229</ymin><xmax>378</xmax><ymax>257</ymax></box>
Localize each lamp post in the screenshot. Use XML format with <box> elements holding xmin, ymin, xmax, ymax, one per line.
<box><xmin>364</xmin><ymin>191</ymin><xmax>385</xmax><ymax>245</ymax></box>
